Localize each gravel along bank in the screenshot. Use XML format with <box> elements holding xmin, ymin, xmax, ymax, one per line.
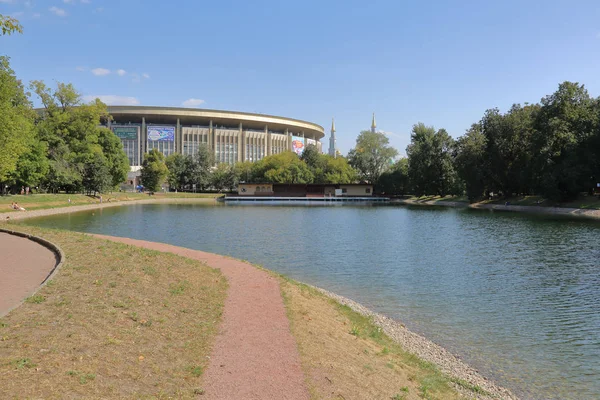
<box><xmin>315</xmin><ymin>287</ymin><xmax>519</xmax><ymax>400</ymax></box>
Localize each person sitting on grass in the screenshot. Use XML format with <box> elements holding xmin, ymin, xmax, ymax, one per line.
<box><xmin>10</xmin><ymin>202</ymin><xmax>26</xmax><ymax>211</ymax></box>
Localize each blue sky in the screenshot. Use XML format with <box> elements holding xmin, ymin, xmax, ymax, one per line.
<box><xmin>2</xmin><ymin>0</ymin><xmax>600</xmax><ymax>155</ymax></box>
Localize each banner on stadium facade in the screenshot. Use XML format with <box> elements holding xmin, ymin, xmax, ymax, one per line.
<box><xmin>112</xmin><ymin>126</ymin><xmax>139</xmax><ymax>140</ymax></box>
<box><xmin>147</xmin><ymin>126</ymin><xmax>175</xmax><ymax>141</ymax></box>
<box><xmin>292</xmin><ymin>136</ymin><xmax>305</xmax><ymax>156</ymax></box>
<box><xmin>306</xmin><ymin>138</ymin><xmax>316</xmax><ymax>147</ymax></box>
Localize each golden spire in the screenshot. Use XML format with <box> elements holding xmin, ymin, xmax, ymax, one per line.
<box><xmin>331</xmin><ymin>117</ymin><xmax>335</xmax><ymax>133</ymax></box>
<box><xmin>371</xmin><ymin>112</ymin><xmax>376</xmax><ymax>132</ymax></box>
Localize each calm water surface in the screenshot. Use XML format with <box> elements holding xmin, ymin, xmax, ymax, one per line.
<box><xmin>23</xmin><ymin>204</ymin><xmax>600</xmax><ymax>399</ymax></box>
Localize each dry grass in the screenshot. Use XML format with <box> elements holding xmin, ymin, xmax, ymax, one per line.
<box><xmin>280</xmin><ymin>280</ymin><xmax>464</xmax><ymax>400</ymax></box>
<box><xmin>0</xmin><ymin>226</ymin><xmax>227</xmax><ymax>399</ymax></box>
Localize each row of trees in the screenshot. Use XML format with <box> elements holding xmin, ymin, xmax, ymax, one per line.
<box><xmin>140</xmin><ymin>145</ymin><xmax>358</xmax><ymax>192</ymax></box>
<box><xmin>380</xmin><ymin>82</ymin><xmax>600</xmax><ymax>202</ymax></box>
<box><xmin>0</xmin><ymin>56</ymin><xmax>130</xmax><ymax>195</ymax></box>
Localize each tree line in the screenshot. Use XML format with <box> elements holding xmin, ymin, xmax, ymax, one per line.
<box><xmin>379</xmin><ymin>82</ymin><xmax>600</xmax><ymax>202</ymax></box>
<box><xmin>0</xmin><ymin>56</ymin><xmax>130</xmax><ymax>195</ymax></box>
<box><xmin>142</xmin><ymin>144</ymin><xmax>358</xmax><ymax>192</ymax></box>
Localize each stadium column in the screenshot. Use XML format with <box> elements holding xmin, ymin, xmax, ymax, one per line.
<box><xmin>287</xmin><ymin>129</ymin><xmax>293</xmax><ymax>151</ymax></box>
<box><xmin>141</xmin><ymin>117</ymin><xmax>146</xmax><ymax>156</ymax></box>
<box><xmin>239</xmin><ymin>123</ymin><xmax>243</xmax><ymax>163</ymax></box>
<box><xmin>209</xmin><ymin>120</ymin><xmax>214</xmax><ymax>155</ymax></box>
<box><xmin>176</xmin><ymin>118</ymin><xmax>181</xmax><ymax>154</ymax></box>
<box><xmin>265</xmin><ymin>125</ymin><xmax>271</xmax><ymax>156</ymax></box>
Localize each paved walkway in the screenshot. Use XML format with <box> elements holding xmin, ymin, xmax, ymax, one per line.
<box><xmin>92</xmin><ymin>234</ymin><xmax>309</xmax><ymax>400</ymax></box>
<box><xmin>0</xmin><ymin>232</ymin><xmax>58</xmax><ymax>317</ymax></box>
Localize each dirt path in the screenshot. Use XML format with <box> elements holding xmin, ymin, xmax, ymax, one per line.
<box><xmin>91</xmin><ymin>234</ymin><xmax>309</xmax><ymax>400</ymax></box>
<box><xmin>0</xmin><ymin>232</ymin><xmax>58</xmax><ymax>317</ymax></box>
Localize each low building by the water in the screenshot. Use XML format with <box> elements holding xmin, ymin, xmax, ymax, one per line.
<box><xmin>236</xmin><ymin>183</ymin><xmax>373</xmax><ymax>197</ymax></box>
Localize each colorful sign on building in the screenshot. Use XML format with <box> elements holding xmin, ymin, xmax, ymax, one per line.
<box><xmin>147</xmin><ymin>126</ymin><xmax>175</xmax><ymax>141</ymax></box>
<box><xmin>112</xmin><ymin>126</ymin><xmax>139</xmax><ymax>140</ymax></box>
<box><xmin>292</xmin><ymin>136</ymin><xmax>305</xmax><ymax>156</ymax></box>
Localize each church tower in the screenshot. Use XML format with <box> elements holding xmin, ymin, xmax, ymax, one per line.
<box><xmin>328</xmin><ymin>118</ymin><xmax>337</xmax><ymax>158</ymax></box>
<box><xmin>371</xmin><ymin>112</ymin><xmax>376</xmax><ymax>133</ymax></box>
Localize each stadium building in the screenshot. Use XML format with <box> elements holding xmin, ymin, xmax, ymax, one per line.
<box><xmin>105</xmin><ymin>106</ymin><xmax>325</xmax><ymax>171</ymax></box>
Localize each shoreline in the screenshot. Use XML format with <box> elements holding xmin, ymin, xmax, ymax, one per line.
<box><xmin>314</xmin><ymin>286</ymin><xmax>518</xmax><ymax>400</ymax></box>
<box><xmin>0</xmin><ymin>197</ymin><xmax>219</xmax><ymax>222</ymax></box>
<box><xmin>2</xmin><ymin>199</ymin><xmax>519</xmax><ymax>398</ymax></box>
<box><xmin>395</xmin><ymin>198</ymin><xmax>600</xmax><ymax>220</ymax></box>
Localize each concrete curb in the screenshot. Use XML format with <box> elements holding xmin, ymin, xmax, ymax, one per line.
<box><xmin>395</xmin><ymin>199</ymin><xmax>600</xmax><ymax>220</ymax></box>
<box><xmin>0</xmin><ymin>228</ymin><xmax>65</xmax><ymax>318</ymax></box>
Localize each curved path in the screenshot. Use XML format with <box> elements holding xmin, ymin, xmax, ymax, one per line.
<box><xmin>0</xmin><ymin>232</ymin><xmax>58</xmax><ymax>317</ymax></box>
<box><xmin>92</xmin><ymin>234</ymin><xmax>309</xmax><ymax>400</ymax></box>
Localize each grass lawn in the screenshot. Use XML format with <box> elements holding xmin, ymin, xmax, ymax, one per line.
<box><xmin>0</xmin><ymin>192</ymin><xmax>221</xmax><ymax>213</ymax></box>
<box><xmin>280</xmin><ymin>278</ymin><xmax>474</xmax><ymax>400</ymax></box>
<box><xmin>0</xmin><ymin>225</ymin><xmax>227</xmax><ymax>399</ymax></box>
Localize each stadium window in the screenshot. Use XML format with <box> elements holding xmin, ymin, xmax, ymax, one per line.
<box><xmin>366</xmin><ymin>188</ymin><xmax>371</xmax><ymax>193</ymax></box>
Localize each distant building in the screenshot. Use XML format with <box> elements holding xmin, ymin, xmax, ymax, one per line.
<box><xmin>371</xmin><ymin>112</ymin><xmax>376</xmax><ymax>133</ymax></box>
<box><xmin>236</xmin><ymin>183</ymin><xmax>373</xmax><ymax>197</ymax></box>
<box><xmin>105</xmin><ymin>106</ymin><xmax>325</xmax><ymax>170</ymax></box>
<box><xmin>328</xmin><ymin>118</ymin><xmax>337</xmax><ymax>158</ymax></box>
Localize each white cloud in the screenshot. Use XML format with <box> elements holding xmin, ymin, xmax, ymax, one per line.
<box><xmin>116</xmin><ymin>69</ymin><xmax>127</xmax><ymax>76</ymax></box>
<box><xmin>0</xmin><ymin>0</ymin><xmax>15</xmax><ymax>4</ymax></box>
<box><xmin>75</xmin><ymin>66</ymin><xmax>86</xmax><ymax>71</ymax></box>
<box><xmin>32</xmin><ymin>12</ymin><xmax>41</xmax><ymax>18</ymax></box>
<box><xmin>83</xmin><ymin>95</ymin><xmax>140</xmax><ymax>106</ymax></box>
<box><xmin>63</xmin><ymin>0</ymin><xmax>73</xmax><ymax>3</ymax></box>
<box><xmin>182</xmin><ymin>98</ymin><xmax>205</xmax><ymax>107</ymax></box>
<box><xmin>81</xmin><ymin>0</ymin><xmax>91</xmax><ymax>3</ymax></box>
<box><xmin>49</xmin><ymin>6</ymin><xmax>67</xmax><ymax>17</ymax></box>
<box><xmin>94</xmin><ymin>7</ymin><xmax>103</xmax><ymax>13</ymax></box>
<box><xmin>91</xmin><ymin>67</ymin><xmax>110</xmax><ymax>76</ymax></box>
<box><xmin>142</xmin><ymin>73</ymin><xmax>150</xmax><ymax>79</ymax></box>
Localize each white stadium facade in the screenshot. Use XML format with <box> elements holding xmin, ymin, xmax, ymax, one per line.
<box><xmin>105</xmin><ymin>106</ymin><xmax>325</xmax><ymax>171</ymax></box>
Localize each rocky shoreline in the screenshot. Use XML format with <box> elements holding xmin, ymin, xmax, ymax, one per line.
<box><xmin>314</xmin><ymin>286</ymin><xmax>519</xmax><ymax>400</ymax></box>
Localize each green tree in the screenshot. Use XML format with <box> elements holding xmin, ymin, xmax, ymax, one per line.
<box><xmin>347</xmin><ymin>130</ymin><xmax>398</xmax><ymax>184</ymax></box>
<box><xmin>211</xmin><ymin>163</ymin><xmax>237</xmax><ymax>191</ymax></box>
<box><xmin>406</xmin><ymin>123</ymin><xmax>459</xmax><ymax>197</ymax></box>
<box><xmin>165</xmin><ymin>153</ymin><xmax>189</xmax><ymax>191</ymax></box>
<box><xmin>30</xmin><ymin>82</ymin><xmax>128</xmax><ymax>192</ymax></box>
<box><xmin>253</xmin><ymin>152</ymin><xmax>314</xmax><ymax>183</ymax></box>
<box><xmin>0</xmin><ymin>56</ymin><xmax>34</xmax><ymax>187</ymax></box>
<box><xmin>0</xmin><ymin>15</ymin><xmax>22</xmax><ymax>36</ymax></box>
<box><xmin>454</xmin><ymin>124</ymin><xmax>487</xmax><ymax>202</ymax></box>
<box><xmin>377</xmin><ymin>158</ymin><xmax>409</xmax><ymax>195</ymax></box>
<box><xmin>140</xmin><ymin>149</ymin><xmax>168</xmax><ymax>193</ymax></box>
<box><xmin>98</xmin><ymin>127</ymin><xmax>130</xmax><ymax>188</ymax></box>
<box><xmin>234</xmin><ymin>161</ymin><xmax>254</xmax><ymax>183</ymax></box>
<box><xmin>530</xmin><ymin>82</ymin><xmax>598</xmax><ymax>200</ymax></box>
<box><xmin>301</xmin><ymin>144</ymin><xmax>321</xmax><ymax>169</ymax></box>
<box><xmin>320</xmin><ymin>155</ymin><xmax>357</xmax><ymax>184</ymax></box>
<box><xmin>192</xmin><ymin>144</ymin><xmax>215</xmax><ymax>189</ymax></box>
<box><xmin>480</xmin><ymin>104</ymin><xmax>538</xmax><ymax>196</ymax></box>
<box><xmin>9</xmin><ymin>140</ymin><xmax>49</xmax><ymax>190</ymax></box>
<box><xmin>82</xmin><ymin>152</ymin><xmax>112</xmax><ymax>195</ymax></box>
